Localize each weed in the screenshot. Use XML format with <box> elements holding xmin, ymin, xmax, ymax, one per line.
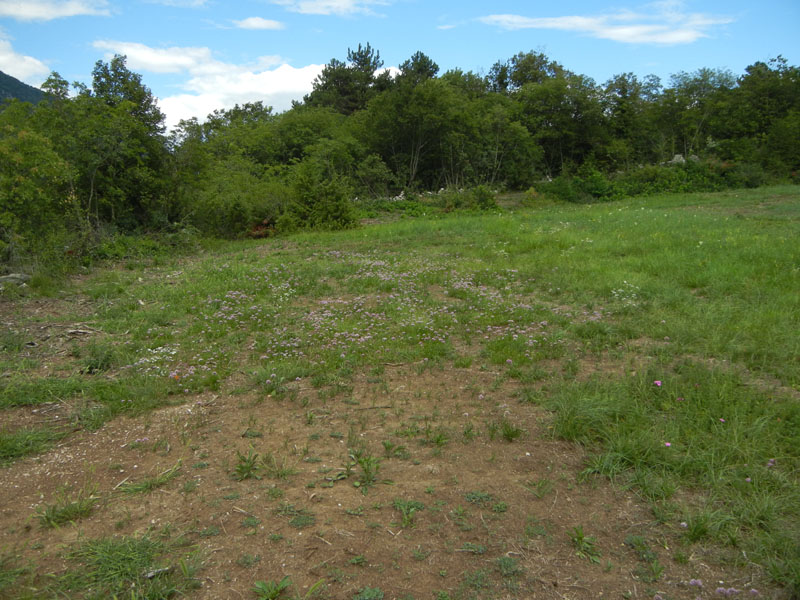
<box><xmin>450</xmin><ymin>506</ymin><xmax>472</xmax><ymax>531</ymax></box>
<box><xmin>462</xmin><ymin>568</ymin><xmax>490</xmax><ymax>591</ymax></box>
<box><xmin>411</xmin><ymin>546</ymin><xmax>430</xmax><ymax>561</ymax></box>
<box><xmin>464</xmin><ymin>490</ymin><xmax>493</xmax><ymax>506</ymax></box>
<box><xmin>569</xmin><ymin>526</ymin><xmax>601</xmax><ymax>563</ymax></box>
<box><xmin>462</xmin><ymin>423</ymin><xmax>477</xmax><ymax>442</ymax></box>
<box><xmin>496</xmin><ymin>555</ymin><xmax>523</xmax><ymax>578</ymax></box>
<box><xmin>353</xmin><ymin>587</ymin><xmax>384</xmax><ymax>600</ymax></box>
<box><xmin>524</xmin><ymin>478</ymin><xmax>554</xmax><ymax>499</ymax></box>
<box><xmin>492</xmin><ymin>501</ymin><xmax>508</xmax><ymax>513</ymax></box>
<box><xmin>236</xmin><ymin>553</ymin><xmax>261</xmax><ymax>568</ymax></box>
<box><xmin>459</xmin><ymin>542</ymin><xmax>486</xmax><ymax>555</ymax></box>
<box><xmin>349</xmin><ymin>554</ymin><xmax>367</xmax><ymax>566</ymax></box>
<box><xmin>232</xmin><ymin>447</ymin><xmax>261</xmax><ymax>481</ymax></box>
<box><xmin>276</xmin><ymin>503</ymin><xmax>316</xmax><ymax>529</ymax></box>
<box><xmin>393</xmin><ymin>498</ymin><xmax>425</xmax><ymax>528</ymax></box>
<box><xmin>633</xmin><ymin>559</ymin><xmax>664</xmax><ymax>583</ymax></box>
<box><xmin>242</xmin><ymin>516</ymin><xmax>261</xmax><ymax>529</ymax></box>
<box><xmin>382</xmin><ymin>440</ymin><xmax>410</xmax><ymax>459</ymax></box>
<box><xmin>198</xmin><ymin>526</ymin><xmax>220</xmax><ymax>538</ymax></box>
<box><xmin>351</xmin><ymin>448</ymin><xmax>381</xmax><ymax>494</ymax></box>
<box><xmin>253</xmin><ymin>575</ymin><xmax>291</xmax><ymax>599</ymax></box>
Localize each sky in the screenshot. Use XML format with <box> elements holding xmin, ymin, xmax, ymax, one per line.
<box><xmin>1</xmin><ymin>0</ymin><xmax>798</xmax><ymax>130</ymax></box>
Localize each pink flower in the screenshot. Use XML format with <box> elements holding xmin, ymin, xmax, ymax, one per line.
<box><xmin>664</xmin><ymin>442</ymin><xmax>671</xmax><ymax>447</ymax></box>
<box><xmin>719</xmin><ymin>418</ymin><xmax>726</xmax><ymax>423</ymax></box>
<box><xmin>654</xmin><ymin>380</ymin><xmax>662</xmax><ymax>387</ymax></box>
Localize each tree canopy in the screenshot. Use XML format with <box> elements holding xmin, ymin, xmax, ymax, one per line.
<box><xmin>1</xmin><ymin>47</ymin><xmax>798</xmax><ymax>269</ymax></box>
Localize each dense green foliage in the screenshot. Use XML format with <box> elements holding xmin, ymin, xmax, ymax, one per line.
<box><xmin>1</xmin><ymin>49</ymin><xmax>798</xmax><ymax>273</ymax></box>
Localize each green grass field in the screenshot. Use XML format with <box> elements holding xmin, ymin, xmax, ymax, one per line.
<box><xmin>1</xmin><ymin>185</ymin><xmax>798</xmax><ymax>599</ymax></box>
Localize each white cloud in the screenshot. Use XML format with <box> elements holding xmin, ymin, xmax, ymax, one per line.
<box><xmin>93</xmin><ymin>40</ymin><xmax>217</xmax><ymax>73</ymax></box>
<box><xmin>232</xmin><ymin>17</ymin><xmax>285</xmax><ymax>30</ymax></box>
<box><xmin>0</xmin><ymin>0</ymin><xmax>109</xmax><ymax>21</ymax></box>
<box><xmin>271</xmin><ymin>0</ymin><xmax>388</xmax><ymax>16</ymax></box>
<box><xmin>93</xmin><ymin>40</ymin><xmax>323</xmax><ymax>130</ymax></box>
<box><xmin>143</xmin><ymin>0</ymin><xmax>209</xmax><ymax>6</ymax></box>
<box><xmin>478</xmin><ymin>2</ymin><xmax>732</xmax><ymax>45</ymax></box>
<box><xmin>0</xmin><ymin>38</ymin><xmax>49</xmax><ymax>84</ymax></box>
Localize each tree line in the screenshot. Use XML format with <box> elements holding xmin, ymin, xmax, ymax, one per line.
<box><xmin>1</xmin><ymin>44</ymin><xmax>798</xmax><ymax>271</ymax></box>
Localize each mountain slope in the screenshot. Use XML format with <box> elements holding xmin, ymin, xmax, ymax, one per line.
<box><xmin>0</xmin><ymin>70</ymin><xmax>45</xmax><ymax>104</ymax></box>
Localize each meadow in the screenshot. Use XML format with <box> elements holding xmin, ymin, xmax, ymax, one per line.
<box><xmin>0</xmin><ymin>185</ymin><xmax>798</xmax><ymax>599</ymax></box>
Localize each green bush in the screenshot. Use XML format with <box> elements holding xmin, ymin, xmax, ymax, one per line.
<box><xmin>538</xmin><ymin>160</ymin><xmax>773</xmax><ymax>203</ymax></box>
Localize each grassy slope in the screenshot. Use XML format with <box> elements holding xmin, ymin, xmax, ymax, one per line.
<box><xmin>1</xmin><ymin>184</ymin><xmax>798</xmax><ymax>596</ymax></box>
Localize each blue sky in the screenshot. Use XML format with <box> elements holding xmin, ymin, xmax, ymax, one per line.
<box><xmin>1</xmin><ymin>0</ymin><xmax>798</xmax><ymax>129</ymax></box>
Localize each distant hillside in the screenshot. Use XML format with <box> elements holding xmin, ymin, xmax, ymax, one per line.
<box><xmin>0</xmin><ymin>70</ymin><xmax>45</xmax><ymax>104</ymax></box>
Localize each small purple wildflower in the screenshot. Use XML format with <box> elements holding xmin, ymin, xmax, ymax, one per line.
<box><xmin>680</xmin><ymin>521</ymin><xmax>688</xmax><ymax>528</ymax></box>
<box><xmin>745</xmin><ymin>477</ymin><xmax>751</xmax><ymax>483</ymax></box>
<box><xmin>654</xmin><ymin>380</ymin><xmax>662</xmax><ymax>387</ymax></box>
<box><xmin>689</xmin><ymin>579</ymin><xmax>703</xmax><ymax>587</ymax></box>
<box><xmin>664</xmin><ymin>442</ymin><xmax>671</xmax><ymax>447</ymax></box>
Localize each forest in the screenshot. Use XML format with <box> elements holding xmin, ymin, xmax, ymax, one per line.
<box><xmin>1</xmin><ymin>44</ymin><xmax>798</xmax><ymax>274</ymax></box>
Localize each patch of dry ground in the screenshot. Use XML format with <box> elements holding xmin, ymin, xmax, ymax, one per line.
<box><xmin>0</xmin><ymin>358</ymin><xmax>777</xmax><ymax>599</ymax></box>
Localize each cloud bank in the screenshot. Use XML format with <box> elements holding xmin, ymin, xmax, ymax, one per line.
<box><xmin>478</xmin><ymin>2</ymin><xmax>732</xmax><ymax>45</ymax></box>
<box><xmin>0</xmin><ymin>0</ymin><xmax>109</xmax><ymax>21</ymax></box>
<box><xmin>93</xmin><ymin>40</ymin><xmax>323</xmax><ymax>129</ymax></box>
<box><xmin>0</xmin><ymin>38</ymin><xmax>49</xmax><ymax>84</ymax></box>
<box><xmin>271</xmin><ymin>0</ymin><xmax>389</xmax><ymax>16</ymax></box>
<box><xmin>232</xmin><ymin>17</ymin><xmax>285</xmax><ymax>30</ymax></box>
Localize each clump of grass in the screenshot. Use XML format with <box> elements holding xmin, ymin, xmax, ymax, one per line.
<box><xmin>524</xmin><ymin>478</ymin><xmax>554</xmax><ymax>499</ymax></box>
<box><xmin>36</xmin><ymin>486</ymin><xmax>100</xmax><ymax>528</ymax></box>
<box><xmin>57</xmin><ymin>534</ymin><xmax>200</xmax><ymax>598</ymax></box>
<box><xmin>119</xmin><ymin>461</ymin><xmax>182</xmax><ymax>494</ymax></box>
<box><xmin>499</xmin><ymin>419</ymin><xmax>524</xmax><ymax>442</ymax></box>
<box><xmin>0</xmin><ymin>554</ymin><xmax>27</xmax><ymax>593</ymax></box>
<box><xmin>262</xmin><ymin>451</ymin><xmax>298</xmax><ymax>480</ymax></box>
<box><xmin>0</xmin><ymin>427</ymin><xmax>65</xmax><ymax>465</ymax></box>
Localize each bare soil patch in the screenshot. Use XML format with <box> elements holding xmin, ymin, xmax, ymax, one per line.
<box><xmin>0</xmin><ymin>358</ymin><xmax>776</xmax><ymax>599</ymax></box>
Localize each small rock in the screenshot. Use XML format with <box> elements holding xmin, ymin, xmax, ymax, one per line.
<box><xmin>0</xmin><ymin>273</ymin><xmax>31</xmax><ymax>285</ymax></box>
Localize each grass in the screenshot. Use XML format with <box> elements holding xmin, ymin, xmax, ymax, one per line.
<box><xmin>118</xmin><ymin>461</ymin><xmax>182</xmax><ymax>494</ymax></box>
<box><xmin>1</xmin><ymin>185</ymin><xmax>798</xmax><ymax>597</ymax></box>
<box><xmin>0</xmin><ymin>427</ymin><xmax>66</xmax><ymax>464</ymax></box>
<box><xmin>36</xmin><ymin>486</ymin><xmax>100</xmax><ymax>528</ymax></box>
<box><xmin>52</xmin><ymin>533</ymin><xmax>200</xmax><ymax>598</ymax></box>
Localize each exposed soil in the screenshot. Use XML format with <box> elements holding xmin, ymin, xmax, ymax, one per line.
<box><xmin>0</xmin><ymin>341</ymin><xmax>777</xmax><ymax>599</ymax></box>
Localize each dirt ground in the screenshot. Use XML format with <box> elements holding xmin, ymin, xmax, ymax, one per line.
<box><xmin>0</xmin><ymin>310</ymin><xmax>779</xmax><ymax>600</ymax></box>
